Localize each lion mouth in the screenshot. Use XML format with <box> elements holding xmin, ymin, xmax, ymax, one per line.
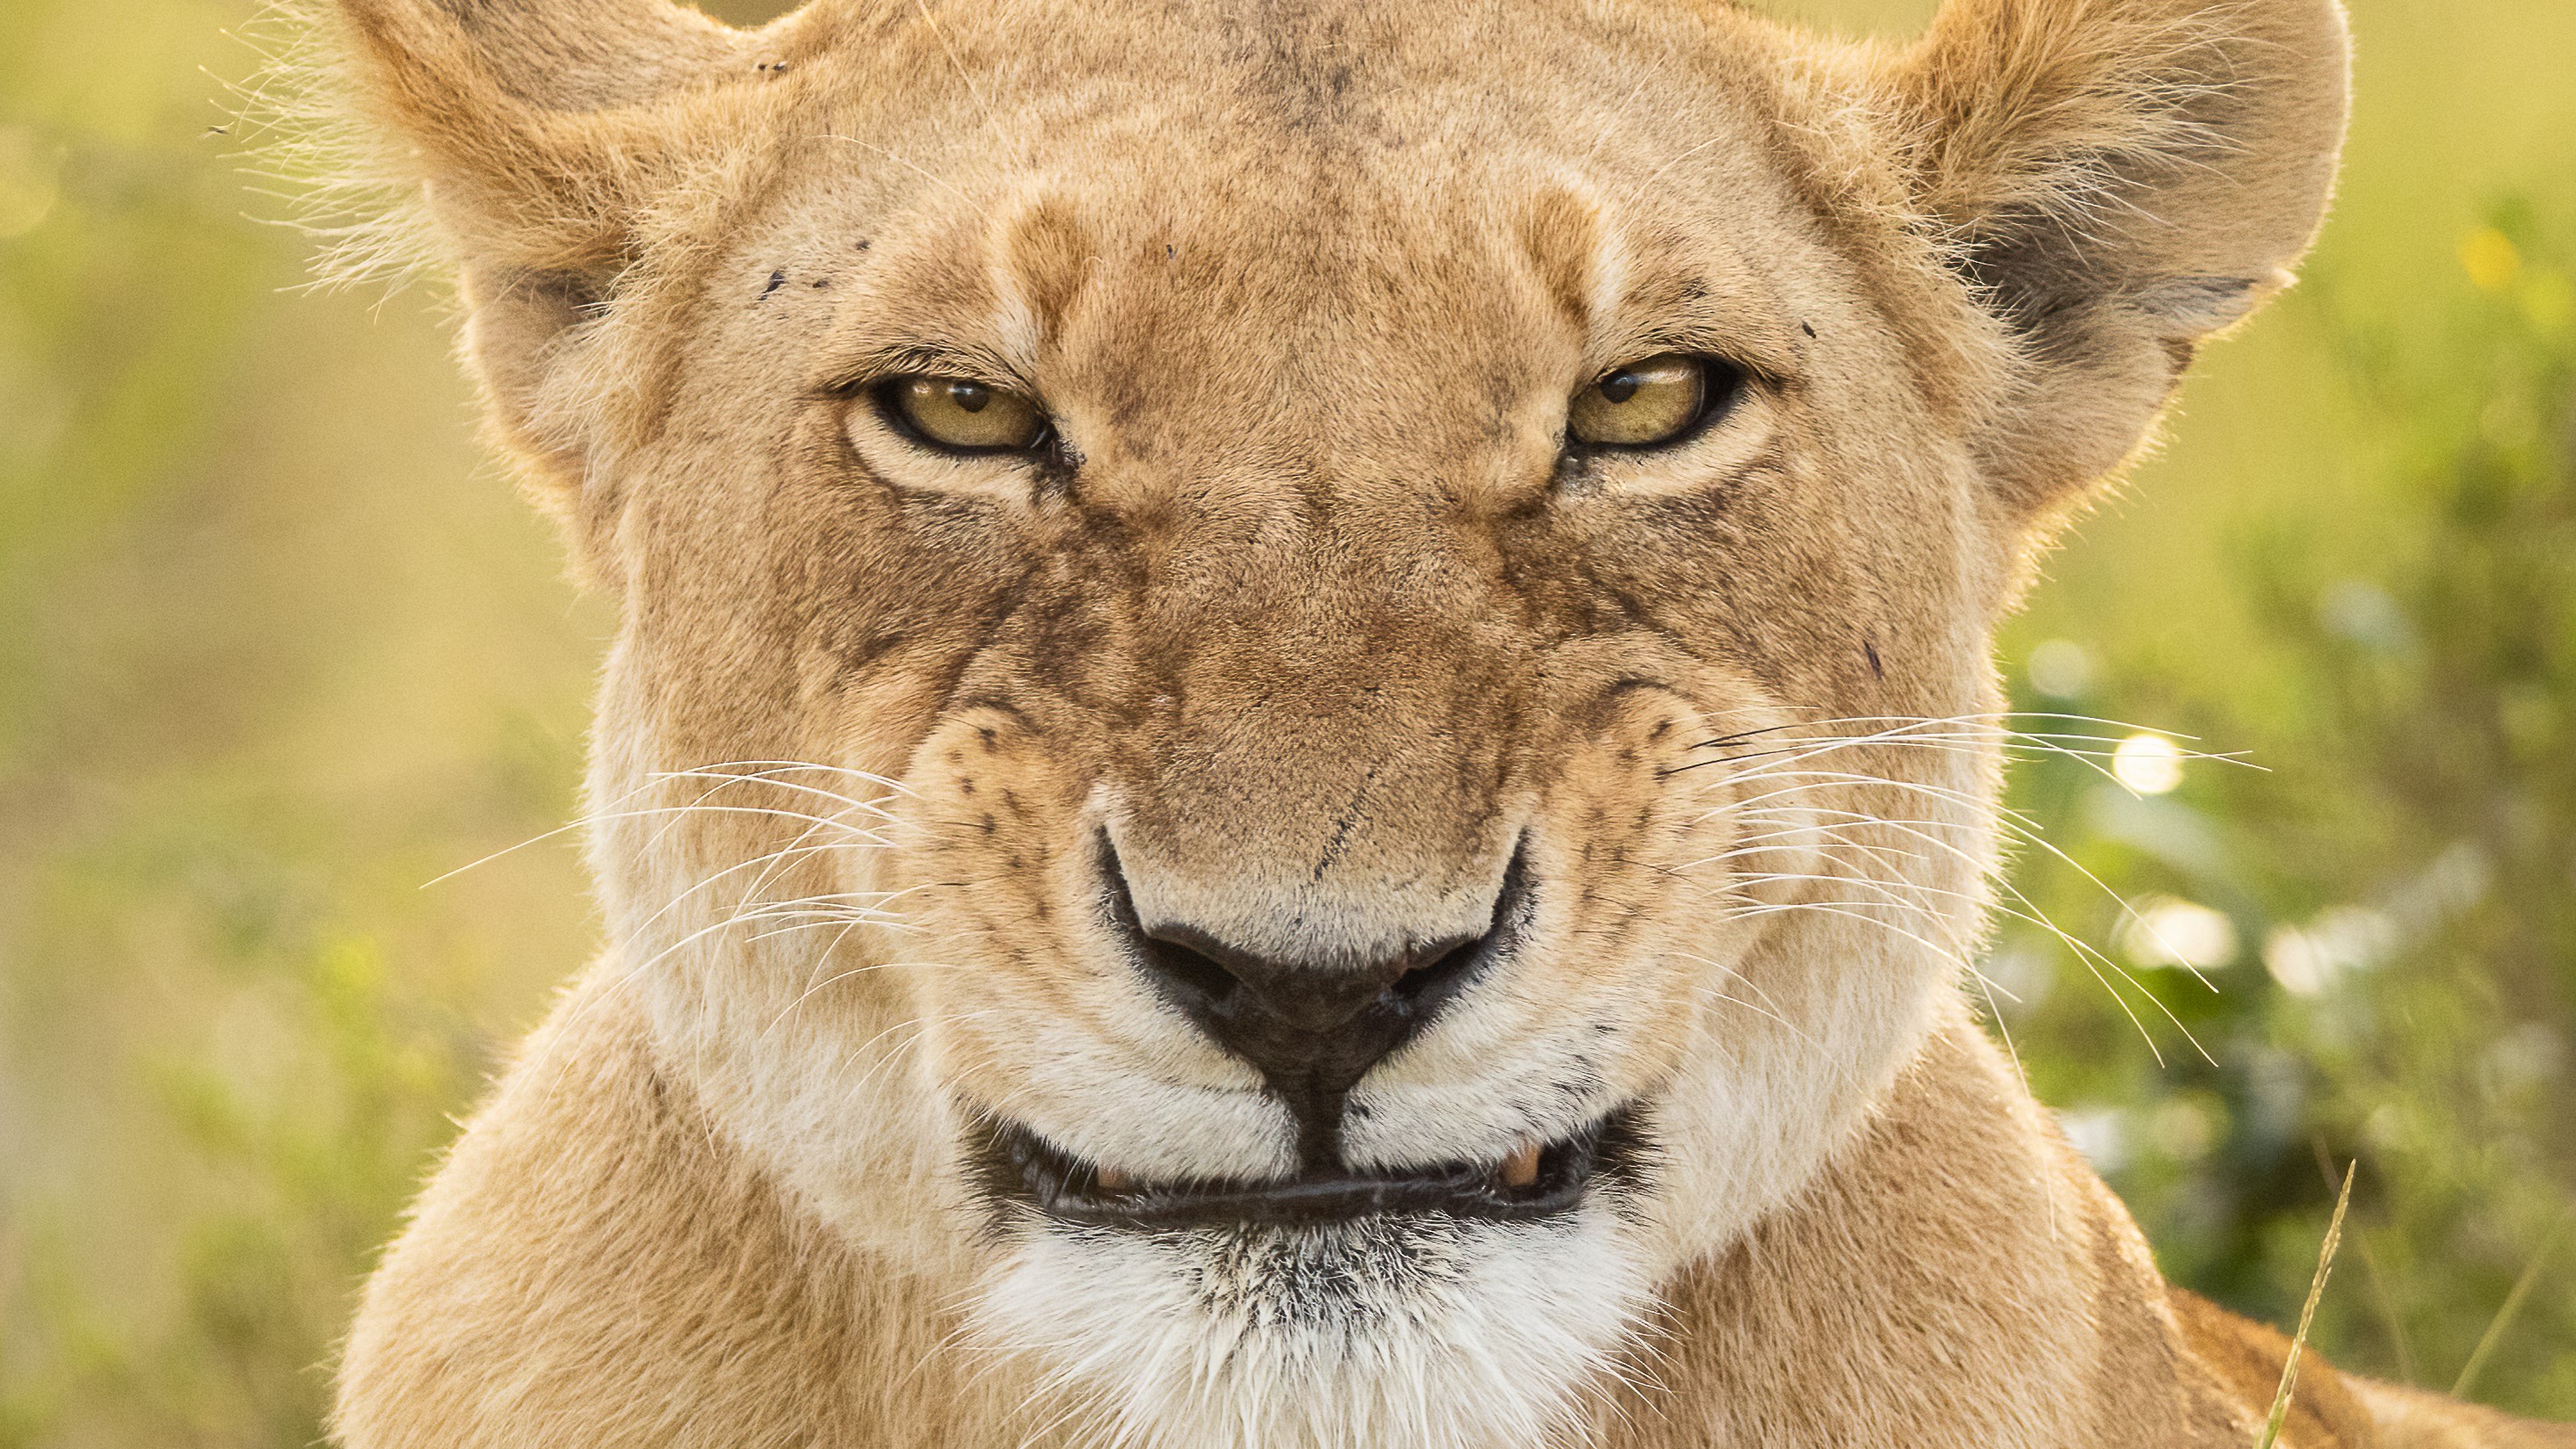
<box><xmin>976</xmin><ymin>1110</ymin><xmax>1637</xmax><ymax>1229</ymax></box>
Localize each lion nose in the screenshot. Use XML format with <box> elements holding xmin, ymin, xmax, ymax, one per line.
<box><xmin>1141</xmin><ymin>921</ymin><xmax>1483</xmax><ymax>1045</ymax></box>
<box><xmin>1107</xmin><ymin>841</ymin><xmax>1524</xmax><ymax>1168</ymax></box>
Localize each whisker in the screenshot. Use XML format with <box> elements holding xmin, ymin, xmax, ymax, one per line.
<box><xmin>650</xmin><ymin>764</ymin><xmax>910</xmax><ymax>820</ymax></box>
<box><xmin>1786</xmin><ymin>809</ymin><xmax>2213</xmax><ymax>1061</ymax></box>
<box><xmin>1711</xmin><ymin>775</ymin><xmax>2223</xmax><ymax>995</ymax></box>
<box><xmin>759</xmin><ymin>958</ymin><xmax>965</xmax><ymax>1040</ymax></box>
<box><xmin>420</xmin><ymin>801</ymin><xmax>890</xmax><ymax>890</ymax></box>
<box><xmin>1698</xmin><ymin>785</ymin><xmax>2217</xmax><ymax>1064</ymax></box>
<box><xmin>1668</xmin><ymin>954</ymin><xmax>1867</xmax><ymax>1092</ymax></box>
<box><xmin>1669</xmin><ymin>714</ymin><xmax>2256</xmax><ymax>799</ymax></box>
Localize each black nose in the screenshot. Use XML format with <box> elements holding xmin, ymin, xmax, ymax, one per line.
<box><xmin>1106</xmin><ymin>841</ymin><xmax>1525</xmax><ymax>1170</ymax></box>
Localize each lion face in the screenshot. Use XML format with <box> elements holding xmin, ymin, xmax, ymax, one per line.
<box><xmin>591</xmin><ymin>42</ymin><xmax>1996</xmax><ymax>1439</ymax></box>
<box><xmin>323</xmin><ymin>0</ymin><xmax>2345</xmax><ymax>1438</ymax></box>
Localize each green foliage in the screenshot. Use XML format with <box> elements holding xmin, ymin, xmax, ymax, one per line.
<box><xmin>6</xmin><ymin>938</ymin><xmax>479</xmax><ymax>1447</ymax></box>
<box><xmin>1998</xmin><ymin>215</ymin><xmax>2576</xmax><ymax>1415</ymax></box>
<box><xmin>1</xmin><ymin>3</ymin><xmax>596</xmax><ymax>1443</ymax></box>
<box><xmin>0</xmin><ymin>0</ymin><xmax>2570</xmax><ymax>1444</ymax></box>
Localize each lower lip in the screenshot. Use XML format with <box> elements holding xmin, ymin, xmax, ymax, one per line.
<box><xmin>976</xmin><ymin>1112</ymin><xmax>1633</xmax><ymax>1230</ymax></box>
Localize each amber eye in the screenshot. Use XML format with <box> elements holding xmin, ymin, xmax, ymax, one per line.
<box><xmin>1567</xmin><ymin>353</ymin><xmax>1733</xmax><ymax>448</ymax></box>
<box><xmin>878</xmin><ymin>375</ymin><xmax>1050</xmax><ymax>453</ymax></box>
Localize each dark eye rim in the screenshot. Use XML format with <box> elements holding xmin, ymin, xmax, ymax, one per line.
<box><xmin>867</xmin><ymin>373</ymin><xmax>1057</xmax><ymax>458</ymax></box>
<box><xmin>1567</xmin><ymin>352</ymin><xmax>1752</xmax><ymax>453</ymax></box>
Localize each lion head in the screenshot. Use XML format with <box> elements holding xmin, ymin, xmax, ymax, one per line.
<box><xmin>313</xmin><ymin>0</ymin><xmax>2344</xmax><ymax>1441</ymax></box>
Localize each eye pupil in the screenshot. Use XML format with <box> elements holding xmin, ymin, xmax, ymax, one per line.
<box><xmin>873</xmin><ymin>373</ymin><xmax>1049</xmax><ymax>454</ymax></box>
<box><xmin>1567</xmin><ymin>353</ymin><xmax>1729</xmax><ymax>449</ymax></box>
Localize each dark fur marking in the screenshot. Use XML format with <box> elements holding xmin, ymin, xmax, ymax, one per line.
<box><xmin>1310</xmin><ymin>767</ymin><xmax>1383</xmax><ymax>882</ymax></box>
<box><xmin>948</xmin><ymin>696</ymin><xmax>1040</xmax><ymax>732</ymax></box>
<box><xmin>839</xmin><ymin>633</ymin><xmax>906</xmax><ymax>673</ymax></box>
<box><xmin>928</xmin><ymin>577</ymin><xmax>1047</xmax><ymax>726</ymax></box>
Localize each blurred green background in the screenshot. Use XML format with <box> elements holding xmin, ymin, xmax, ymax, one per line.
<box><xmin>1</xmin><ymin>0</ymin><xmax>2570</xmax><ymax>1441</ymax></box>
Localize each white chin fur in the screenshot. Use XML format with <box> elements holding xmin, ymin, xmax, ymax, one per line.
<box><xmin>974</xmin><ymin>1205</ymin><xmax>1651</xmax><ymax>1449</ymax></box>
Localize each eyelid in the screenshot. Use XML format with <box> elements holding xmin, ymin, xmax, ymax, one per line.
<box><xmin>817</xmin><ymin>344</ymin><xmax>1034</xmax><ymax>399</ymax></box>
<box><xmin>1592</xmin><ymin>345</ymin><xmax>1774</xmax><ymax>393</ymax></box>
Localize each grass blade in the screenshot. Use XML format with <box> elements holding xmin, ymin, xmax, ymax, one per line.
<box><xmin>2255</xmin><ymin>1162</ymin><xmax>2356</xmax><ymax>1449</ymax></box>
<box><xmin>2450</xmin><ymin>1207</ymin><xmax>2573</xmax><ymax>1402</ymax></box>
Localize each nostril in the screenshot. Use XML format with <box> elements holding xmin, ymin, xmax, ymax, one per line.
<box><xmin>1140</xmin><ymin>935</ymin><xmax>1240</xmax><ymax>1009</ymax></box>
<box><xmin>1391</xmin><ymin>937</ymin><xmax>1483</xmax><ymax>1006</ymax></box>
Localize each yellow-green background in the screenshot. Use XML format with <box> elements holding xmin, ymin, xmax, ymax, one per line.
<box><xmin>2</xmin><ymin>0</ymin><xmax>2571</xmax><ymax>1442</ymax></box>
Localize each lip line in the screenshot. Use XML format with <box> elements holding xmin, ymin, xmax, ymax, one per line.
<box><xmin>979</xmin><ymin>1110</ymin><xmax>1630</xmax><ymax>1230</ymax></box>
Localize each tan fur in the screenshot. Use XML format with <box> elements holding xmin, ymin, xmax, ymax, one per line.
<box><xmin>294</xmin><ymin>0</ymin><xmax>2572</xmax><ymax>1444</ymax></box>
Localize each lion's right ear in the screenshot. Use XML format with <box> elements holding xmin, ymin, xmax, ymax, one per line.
<box><xmin>311</xmin><ymin>0</ymin><xmax>760</xmax><ymax>506</ymax></box>
<box><xmin>1885</xmin><ymin>0</ymin><xmax>2350</xmax><ymax>521</ymax></box>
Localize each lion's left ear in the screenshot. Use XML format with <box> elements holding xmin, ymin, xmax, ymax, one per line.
<box><xmin>1889</xmin><ymin>0</ymin><xmax>2350</xmax><ymax>517</ymax></box>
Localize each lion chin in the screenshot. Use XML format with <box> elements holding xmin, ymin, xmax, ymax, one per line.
<box><xmin>955</xmin><ymin>1096</ymin><xmax>1661</xmax><ymax>1445</ymax></box>
<box><xmin>976</xmin><ymin>1211</ymin><xmax>1651</xmax><ymax>1449</ymax></box>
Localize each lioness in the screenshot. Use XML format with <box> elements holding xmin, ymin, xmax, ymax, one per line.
<box><xmin>306</xmin><ymin>0</ymin><xmax>2569</xmax><ymax>1444</ymax></box>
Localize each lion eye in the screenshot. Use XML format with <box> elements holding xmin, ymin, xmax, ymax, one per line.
<box><xmin>1567</xmin><ymin>354</ymin><xmax>1733</xmax><ymax>448</ymax></box>
<box><xmin>879</xmin><ymin>375</ymin><xmax>1050</xmax><ymax>453</ymax></box>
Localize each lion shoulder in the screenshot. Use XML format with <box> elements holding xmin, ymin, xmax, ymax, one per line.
<box><xmin>333</xmin><ymin>980</ymin><xmax>963</xmax><ymax>1447</ymax></box>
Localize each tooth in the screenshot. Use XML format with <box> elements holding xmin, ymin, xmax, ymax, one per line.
<box><xmin>1500</xmin><ymin>1144</ymin><xmax>1541</xmax><ymax>1190</ymax></box>
<box><xmin>1095</xmin><ymin>1165</ymin><xmax>1133</xmax><ymax>1193</ymax></box>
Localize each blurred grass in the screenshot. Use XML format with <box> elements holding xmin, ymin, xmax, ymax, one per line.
<box><xmin>1997</xmin><ymin>212</ymin><xmax>2576</xmax><ymax>1413</ymax></box>
<box><xmin>0</xmin><ymin>0</ymin><xmax>2571</xmax><ymax>1442</ymax></box>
